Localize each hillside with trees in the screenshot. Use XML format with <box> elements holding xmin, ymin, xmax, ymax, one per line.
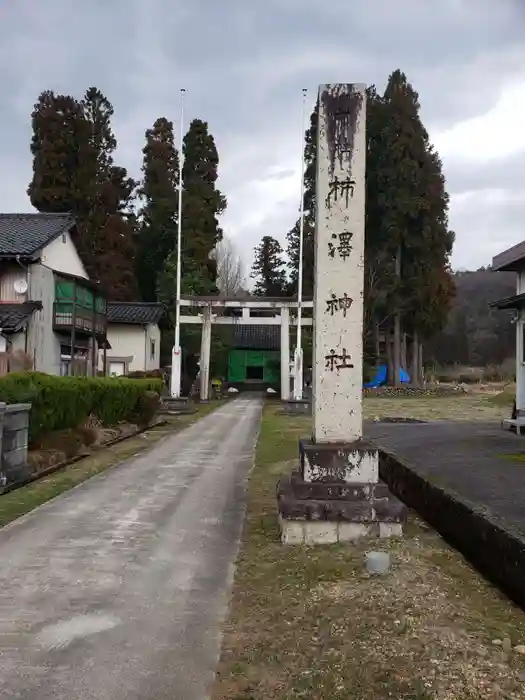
<box><xmin>427</xmin><ymin>268</ymin><xmax>516</xmax><ymax>368</ymax></box>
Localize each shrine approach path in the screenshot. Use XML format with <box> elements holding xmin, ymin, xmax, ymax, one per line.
<box><xmin>0</xmin><ymin>396</ymin><xmax>262</xmax><ymax>700</ymax></box>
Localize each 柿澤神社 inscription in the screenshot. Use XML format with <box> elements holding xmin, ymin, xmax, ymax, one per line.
<box><xmin>326</xmin><ymin>293</ymin><xmax>353</xmax><ymax>317</ymax></box>
<box><xmin>324</xmin><ymin>348</ymin><xmax>354</xmax><ymax>372</ymax></box>
<box><xmin>325</xmin><ymin>176</ymin><xmax>356</xmax><ymax>208</ymax></box>
<box><xmin>328</xmin><ymin>231</ymin><xmax>353</xmax><ymax>260</ymax></box>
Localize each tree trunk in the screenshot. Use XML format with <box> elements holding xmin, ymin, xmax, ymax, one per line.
<box><xmin>418</xmin><ymin>342</ymin><xmax>424</xmax><ymax>385</ymax></box>
<box><xmin>386</xmin><ymin>331</ymin><xmax>394</xmax><ymax>385</ymax></box>
<box><xmin>373</xmin><ymin>317</ymin><xmax>380</xmax><ymax>366</ymax></box>
<box><xmin>411</xmin><ymin>331</ymin><xmax>419</xmax><ymax>387</ymax></box>
<box><xmin>393</xmin><ymin>244</ymin><xmax>402</xmax><ymax>387</ymax></box>
<box><xmin>401</xmin><ymin>332</ymin><xmax>407</xmax><ymax>373</ymax></box>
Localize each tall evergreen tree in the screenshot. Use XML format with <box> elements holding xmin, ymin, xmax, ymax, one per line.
<box><xmin>28</xmin><ymin>91</ymin><xmax>94</xmax><ymax>213</ymax></box>
<box><xmin>28</xmin><ymin>88</ymin><xmax>138</xmax><ymax>300</ymax></box>
<box><xmin>286</xmin><ymin>102</ymin><xmax>317</xmax><ymax>297</ymax></box>
<box><xmin>78</xmin><ymin>88</ymin><xmax>137</xmax><ymax>300</ymax></box>
<box><xmin>364</xmin><ymin>85</ymin><xmax>397</xmax><ymax>359</ymax></box>
<box><xmin>92</xmin><ymin>163</ymin><xmax>138</xmax><ymax>300</ymax></box>
<box><xmin>366</xmin><ymin>70</ymin><xmax>455</xmax><ymax>381</ymax></box>
<box><xmin>136</xmin><ymin>117</ymin><xmax>179</xmax><ymax>301</ymax></box>
<box><xmin>158</xmin><ymin>118</ymin><xmax>226</xmax><ymax>301</ymax></box>
<box><xmin>251</xmin><ymin>236</ymin><xmax>287</xmax><ymax>296</ymax></box>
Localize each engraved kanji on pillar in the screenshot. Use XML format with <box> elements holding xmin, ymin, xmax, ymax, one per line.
<box><xmin>312</xmin><ymin>84</ymin><xmax>367</xmax><ymax>443</ymax></box>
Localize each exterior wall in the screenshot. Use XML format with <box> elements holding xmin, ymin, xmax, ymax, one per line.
<box><xmin>0</xmin><ymin>263</ymin><xmax>28</xmax><ymax>302</ymax></box>
<box><xmin>0</xmin><ymin>234</ymin><xmax>90</xmax><ymax>375</ymax></box>
<box><xmin>40</xmin><ymin>231</ymin><xmax>88</xmax><ymax>279</ymax></box>
<box><xmin>518</xmin><ymin>271</ymin><xmax>525</xmax><ymax>295</ymax></box>
<box><xmin>26</xmin><ymin>263</ymin><xmax>61</xmax><ymax>374</ymax></box>
<box><xmin>100</xmin><ymin>323</ymin><xmax>161</xmax><ymax>374</ymax></box>
<box><xmin>514</xmin><ymin>268</ymin><xmax>525</xmax><ymax>412</ymax></box>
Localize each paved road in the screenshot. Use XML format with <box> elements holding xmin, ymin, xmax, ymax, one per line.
<box><xmin>0</xmin><ymin>397</ymin><xmax>262</xmax><ymax>700</ymax></box>
<box><xmin>366</xmin><ymin>420</ymin><xmax>525</xmax><ymax>533</ymax></box>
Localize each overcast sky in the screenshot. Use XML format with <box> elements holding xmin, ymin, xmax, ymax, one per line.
<box><xmin>0</xmin><ymin>0</ymin><xmax>524</xmax><ymax>279</ymax></box>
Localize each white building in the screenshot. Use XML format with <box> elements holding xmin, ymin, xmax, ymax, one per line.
<box><xmin>0</xmin><ymin>212</ymin><xmax>106</xmax><ymax>375</ymax></box>
<box><xmin>492</xmin><ymin>241</ymin><xmax>525</xmax><ymax>429</ymax></box>
<box><xmin>101</xmin><ymin>302</ymin><xmax>165</xmax><ymax>376</ymax></box>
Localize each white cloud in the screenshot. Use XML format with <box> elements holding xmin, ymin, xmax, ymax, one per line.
<box><xmin>0</xmin><ymin>0</ymin><xmax>524</xmax><ymax>272</ymax></box>
<box><xmin>434</xmin><ymin>80</ymin><xmax>525</xmax><ymax>164</ymax></box>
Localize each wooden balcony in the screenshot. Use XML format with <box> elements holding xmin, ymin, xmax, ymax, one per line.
<box><xmin>53</xmin><ymin>273</ymin><xmax>107</xmax><ymax>338</ymax></box>
<box><xmin>53</xmin><ymin>302</ymin><xmax>107</xmax><ymax>336</ymax></box>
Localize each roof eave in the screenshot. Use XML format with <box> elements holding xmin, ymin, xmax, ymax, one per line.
<box><xmin>0</xmin><ymin>216</ymin><xmax>77</xmax><ymax>260</ymax></box>
<box><xmin>492</xmin><ymin>241</ymin><xmax>525</xmax><ymax>272</ymax></box>
<box><xmin>489</xmin><ymin>293</ymin><xmax>525</xmax><ymax>310</ymax></box>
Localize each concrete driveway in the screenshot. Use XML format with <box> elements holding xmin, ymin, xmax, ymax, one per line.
<box><xmin>0</xmin><ymin>396</ymin><xmax>262</xmax><ymax>700</ymax></box>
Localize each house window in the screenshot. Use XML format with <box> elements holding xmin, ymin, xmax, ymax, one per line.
<box><xmin>150</xmin><ymin>339</ymin><xmax>156</xmax><ymax>360</ymax></box>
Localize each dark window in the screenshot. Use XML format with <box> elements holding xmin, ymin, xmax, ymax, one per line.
<box><xmin>246</xmin><ymin>365</ymin><xmax>264</xmax><ymax>380</ymax></box>
<box><xmin>150</xmin><ymin>339</ymin><xmax>156</xmax><ymax>360</ymax></box>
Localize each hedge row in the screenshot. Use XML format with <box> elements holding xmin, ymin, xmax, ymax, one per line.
<box><xmin>0</xmin><ymin>372</ymin><xmax>163</xmax><ymax>444</ymax></box>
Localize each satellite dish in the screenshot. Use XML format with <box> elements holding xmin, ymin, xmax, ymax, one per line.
<box><xmin>14</xmin><ymin>279</ymin><xmax>28</xmax><ymax>295</ymax></box>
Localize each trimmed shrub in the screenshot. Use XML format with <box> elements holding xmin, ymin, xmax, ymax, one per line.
<box><xmin>0</xmin><ymin>372</ymin><xmax>163</xmax><ymax>444</ymax></box>
<box><xmin>131</xmin><ymin>390</ymin><xmax>161</xmax><ymax>428</ymax></box>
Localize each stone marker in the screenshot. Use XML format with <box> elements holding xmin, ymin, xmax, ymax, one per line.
<box><xmin>277</xmin><ymin>83</ymin><xmax>407</xmax><ymax>544</ymax></box>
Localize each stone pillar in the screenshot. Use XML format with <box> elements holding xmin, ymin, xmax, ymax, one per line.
<box><xmin>517</xmin><ymin>318</ymin><xmax>525</xmax><ymax>414</ymax></box>
<box><xmin>280</xmin><ymin>306</ymin><xmax>290</xmax><ymax>401</ymax></box>
<box><xmin>199</xmin><ymin>305</ymin><xmax>212</xmax><ymax>402</ymax></box>
<box><xmin>1</xmin><ymin>403</ymin><xmax>31</xmax><ymax>487</ymax></box>
<box><xmin>277</xmin><ymin>83</ymin><xmax>406</xmax><ymax>544</ymax></box>
<box><xmin>311</xmin><ymin>85</ymin><xmax>366</xmax><ymax>443</ymax></box>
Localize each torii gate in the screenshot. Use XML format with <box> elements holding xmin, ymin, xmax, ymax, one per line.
<box><xmin>178</xmin><ymin>295</ymin><xmax>313</xmax><ymax>401</ymax></box>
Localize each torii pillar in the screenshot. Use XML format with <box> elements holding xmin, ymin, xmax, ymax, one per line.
<box><xmin>277</xmin><ymin>83</ymin><xmax>406</xmax><ymax>544</ymax></box>
<box><xmin>280</xmin><ymin>306</ymin><xmax>291</xmax><ymax>401</ymax></box>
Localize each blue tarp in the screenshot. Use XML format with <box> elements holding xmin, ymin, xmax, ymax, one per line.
<box><xmin>364</xmin><ymin>364</ymin><xmax>410</xmax><ymax>388</ymax></box>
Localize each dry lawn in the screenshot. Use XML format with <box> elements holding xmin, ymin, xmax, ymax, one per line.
<box><xmin>364</xmin><ymin>389</ymin><xmax>513</xmax><ymax>422</ymax></box>
<box><xmin>212</xmin><ymin>398</ymin><xmax>525</xmax><ymax>700</ymax></box>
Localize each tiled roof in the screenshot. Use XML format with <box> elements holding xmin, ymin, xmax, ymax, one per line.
<box><xmin>107</xmin><ymin>302</ymin><xmax>166</xmax><ymax>325</ymax></box>
<box><xmin>490</xmin><ymin>293</ymin><xmax>525</xmax><ymax>310</ymax></box>
<box><xmin>0</xmin><ymin>302</ymin><xmax>42</xmax><ymax>333</ymax></box>
<box><xmin>0</xmin><ymin>213</ymin><xmax>75</xmax><ymax>257</ymax></box>
<box><xmin>233</xmin><ymin>324</ymin><xmax>280</xmax><ymax>350</ymax></box>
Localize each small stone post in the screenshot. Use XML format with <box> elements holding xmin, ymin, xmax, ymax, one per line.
<box><xmin>277</xmin><ymin>84</ymin><xmax>406</xmax><ymax>544</ymax></box>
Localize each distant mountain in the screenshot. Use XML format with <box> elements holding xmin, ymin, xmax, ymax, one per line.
<box><xmin>427</xmin><ymin>268</ymin><xmax>516</xmax><ymax>366</ymax></box>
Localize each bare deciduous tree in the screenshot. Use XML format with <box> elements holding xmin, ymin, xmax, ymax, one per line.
<box><xmin>212</xmin><ymin>237</ymin><xmax>245</xmax><ymax>297</ymax></box>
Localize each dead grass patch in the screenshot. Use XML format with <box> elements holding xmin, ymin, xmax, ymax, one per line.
<box><xmin>364</xmin><ymin>391</ymin><xmax>513</xmax><ymax>422</ymax></box>
<box><xmin>212</xmin><ymin>405</ymin><xmax>525</xmax><ymax>700</ymax></box>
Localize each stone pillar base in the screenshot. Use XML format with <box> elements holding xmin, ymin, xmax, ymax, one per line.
<box><xmin>277</xmin><ymin>437</ymin><xmax>407</xmax><ymax>544</ymax></box>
